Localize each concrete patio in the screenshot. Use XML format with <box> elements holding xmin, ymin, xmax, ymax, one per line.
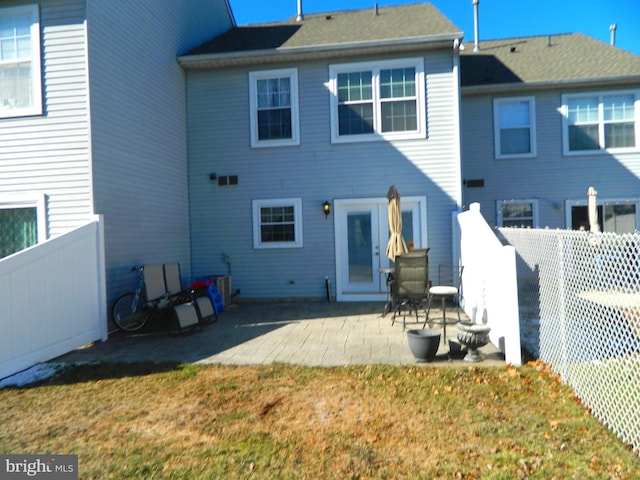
<box><xmin>58</xmin><ymin>301</ymin><xmax>505</xmax><ymax>367</ymax></box>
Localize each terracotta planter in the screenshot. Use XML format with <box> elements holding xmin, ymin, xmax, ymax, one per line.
<box><xmin>407</xmin><ymin>329</ymin><xmax>441</xmax><ymax>362</ymax></box>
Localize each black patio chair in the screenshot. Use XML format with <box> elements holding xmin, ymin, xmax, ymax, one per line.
<box><xmin>391</xmin><ymin>249</ymin><xmax>429</xmax><ymax>330</ymax></box>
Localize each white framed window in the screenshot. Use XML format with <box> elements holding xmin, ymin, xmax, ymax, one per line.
<box><xmin>562</xmin><ymin>91</ymin><xmax>639</xmax><ymax>154</ymax></box>
<box><xmin>493</xmin><ymin>97</ymin><xmax>536</xmax><ymax>159</ymax></box>
<box><xmin>0</xmin><ymin>4</ymin><xmax>42</xmax><ymax>119</ymax></box>
<box><xmin>248</xmin><ymin>68</ymin><xmax>299</xmax><ymax>148</ymax></box>
<box><xmin>0</xmin><ymin>192</ymin><xmax>46</xmax><ymax>258</ymax></box>
<box><xmin>566</xmin><ymin>198</ymin><xmax>640</xmax><ymax>234</ymax></box>
<box><xmin>329</xmin><ymin>58</ymin><xmax>426</xmax><ymax>143</ymax></box>
<box><xmin>497</xmin><ymin>199</ymin><xmax>539</xmax><ymax>228</ymax></box>
<box><xmin>252</xmin><ymin>198</ymin><xmax>303</xmax><ymax>249</ymax></box>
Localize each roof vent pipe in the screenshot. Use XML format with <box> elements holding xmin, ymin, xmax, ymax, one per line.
<box><xmin>375</xmin><ymin>3</ymin><xmax>379</xmax><ymax>15</ymax></box>
<box><xmin>296</xmin><ymin>0</ymin><xmax>303</xmax><ymax>21</ymax></box>
<box><xmin>610</xmin><ymin>23</ymin><xmax>617</xmax><ymax>45</ymax></box>
<box><xmin>472</xmin><ymin>0</ymin><xmax>480</xmax><ymax>52</ymax></box>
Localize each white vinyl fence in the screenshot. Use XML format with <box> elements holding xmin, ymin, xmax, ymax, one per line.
<box><xmin>500</xmin><ymin>227</ymin><xmax>640</xmax><ymax>455</ymax></box>
<box><xmin>457</xmin><ymin>204</ymin><xmax>522</xmax><ymax>365</ymax></box>
<box><xmin>0</xmin><ymin>216</ymin><xmax>107</xmax><ymax>380</ymax></box>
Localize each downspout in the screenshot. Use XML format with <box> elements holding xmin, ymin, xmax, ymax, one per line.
<box><xmin>452</xmin><ymin>38</ymin><xmax>464</xmax><ymax>266</ymax></box>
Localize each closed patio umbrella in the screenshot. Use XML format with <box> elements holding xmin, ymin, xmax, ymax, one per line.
<box><xmin>386</xmin><ymin>185</ymin><xmax>408</xmax><ymax>261</ymax></box>
<box><xmin>587</xmin><ymin>186</ymin><xmax>600</xmax><ymax>233</ymax></box>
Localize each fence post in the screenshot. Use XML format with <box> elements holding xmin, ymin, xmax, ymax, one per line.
<box><xmin>94</xmin><ymin>214</ymin><xmax>108</xmax><ymax>342</ymax></box>
<box><xmin>556</xmin><ymin>236</ymin><xmax>569</xmax><ymax>381</ymax></box>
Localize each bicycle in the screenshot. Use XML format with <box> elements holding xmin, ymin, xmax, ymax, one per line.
<box><xmin>111</xmin><ymin>266</ymin><xmax>172</xmax><ymax>332</ymax></box>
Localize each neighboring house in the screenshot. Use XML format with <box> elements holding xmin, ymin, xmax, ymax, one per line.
<box><xmin>460</xmin><ymin>34</ymin><xmax>640</xmax><ymax>232</ymax></box>
<box><xmin>5</xmin><ymin>0</ymin><xmax>640</xmax><ymax>306</ymax></box>
<box><xmin>0</xmin><ymin>0</ymin><xmax>234</xmax><ymax>304</ymax></box>
<box><xmin>179</xmin><ymin>3</ymin><xmax>465</xmax><ymax>301</ymax></box>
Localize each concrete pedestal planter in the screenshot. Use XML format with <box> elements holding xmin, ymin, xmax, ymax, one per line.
<box><xmin>407</xmin><ymin>329</ymin><xmax>441</xmax><ymax>362</ymax></box>
<box><xmin>456</xmin><ymin>322</ymin><xmax>491</xmax><ymax>362</ymax></box>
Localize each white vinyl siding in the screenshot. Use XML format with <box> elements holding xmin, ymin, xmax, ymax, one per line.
<box><xmin>0</xmin><ymin>0</ymin><xmax>90</xmax><ymax>240</ymax></box>
<box><xmin>187</xmin><ymin>50</ymin><xmax>461</xmax><ymax>299</ymax></box>
<box><xmin>87</xmin><ymin>0</ymin><xmax>233</xmax><ymax>300</ymax></box>
<box><xmin>493</xmin><ymin>97</ymin><xmax>536</xmax><ymax>159</ymax></box>
<box><xmin>562</xmin><ymin>90</ymin><xmax>640</xmax><ymax>154</ymax></box>
<box><xmin>463</xmin><ymin>89</ymin><xmax>640</xmax><ymax>230</ymax></box>
<box><xmin>329</xmin><ymin>58</ymin><xmax>426</xmax><ymax>143</ymax></box>
<box><xmin>0</xmin><ymin>4</ymin><xmax>42</xmax><ymax>118</ymax></box>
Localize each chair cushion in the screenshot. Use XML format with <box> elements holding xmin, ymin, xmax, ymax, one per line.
<box><xmin>173</xmin><ymin>303</ymin><xmax>199</xmax><ymax>328</ymax></box>
<box><xmin>143</xmin><ymin>264</ymin><xmax>167</xmax><ymax>301</ymax></box>
<box><xmin>195</xmin><ymin>296</ymin><xmax>215</xmax><ymax>319</ymax></box>
<box><xmin>429</xmin><ymin>286</ymin><xmax>458</xmax><ymax>296</ymax></box>
<box><xmin>163</xmin><ymin>262</ymin><xmax>183</xmax><ymax>295</ymax></box>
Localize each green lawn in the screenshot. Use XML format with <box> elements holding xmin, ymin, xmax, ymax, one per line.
<box><xmin>0</xmin><ymin>361</ymin><xmax>638</xmax><ymax>479</ymax></box>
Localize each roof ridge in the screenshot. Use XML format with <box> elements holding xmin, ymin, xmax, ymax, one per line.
<box><xmin>470</xmin><ymin>32</ymin><xmax>577</xmax><ymax>44</ymax></box>
<box><xmin>297</xmin><ymin>1</ymin><xmax>432</xmax><ymax>17</ymax></box>
<box><xmin>237</xmin><ymin>2</ymin><xmax>436</xmax><ymax>26</ymax></box>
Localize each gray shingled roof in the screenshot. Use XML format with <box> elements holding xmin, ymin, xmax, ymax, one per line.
<box><xmin>181</xmin><ymin>2</ymin><xmax>640</xmax><ymax>90</ymax></box>
<box><xmin>461</xmin><ymin>33</ymin><xmax>640</xmax><ymax>91</ymax></box>
<box><xmin>184</xmin><ymin>3</ymin><xmax>462</xmax><ymax>58</ymax></box>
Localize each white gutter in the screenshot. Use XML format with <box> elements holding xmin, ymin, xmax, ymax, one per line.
<box><xmin>461</xmin><ymin>74</ymin><xmax>640</xmax><ymax>95</ymax></box>
<box><xmin>179</xmin><ymin>32</ymin><xmax>463</xmax><ymax>69</ymax></box>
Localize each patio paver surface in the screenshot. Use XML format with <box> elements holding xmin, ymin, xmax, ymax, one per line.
<box><xmin>57</xmin><ymin>302</ymin><xmax>505</xmax><ymax>367</ymax></box>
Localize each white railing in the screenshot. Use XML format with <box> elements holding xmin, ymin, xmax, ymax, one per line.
<box><xmin>500</xmin><ymin>227</ymin><xmax>640</xmax><ymax>455</ymax></box>
<box><xmin>0</xmin><ymin>215</ymin><xmax>107</xmax><ymax>380</ymax></box>
<box><xmin>457</xmin><ymin>204</ymin><xmax>522</xmax><ymax>365</ymax></box>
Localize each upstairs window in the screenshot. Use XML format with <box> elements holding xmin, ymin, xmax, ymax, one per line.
<box><xmin>493</xmin><ymin>97</ymin><xmax>536</xmax><ymax>158</ymax></box>
<box><xmin>0</xmin><ymin>4</ymin><xmax>42</xmax><ymax>118</ymax></box>
<box><xmin>249</xmin><ymin>68</ymin><xmax>299</xmax><ymax>148</ymax></box>
<box><xmin>329</xmin><ymin>58</ymin><xmax>425</xmax><ymax>143</ymax></box>
<box><xmin>563</xmin><ymin>91</ymin><xmax>639</xmax><ymax>154</ymax></box>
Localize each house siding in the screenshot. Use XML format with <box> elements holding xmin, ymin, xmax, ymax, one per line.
<box><xmin>0</xmin><ymin>0</ymin><xmax>91</xmax><ymax>236</ymax></box>
<box><xmin>187</xmin><ymin>49</ymin><xmax>462</xmax><ymax>299</ymax></box>
<box><xmin>461</xmin><ymin>87</ymin><xmax>640</xmax><ymax>229</ymax></box>
<box><xmin>86</xmin><ymin>0</ymin><xmax>233</xmax><ymax>299</ymax></box>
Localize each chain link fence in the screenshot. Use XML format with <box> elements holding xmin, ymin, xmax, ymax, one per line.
<box><xmin>499</xmin><ymin>227</ymin><xmax>640</xmax><ymax>454</ymax></box>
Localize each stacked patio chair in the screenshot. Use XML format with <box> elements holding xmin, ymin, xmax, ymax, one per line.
<box><xmin>144</xmin><ymin>263</ymin><xmax>215</xmax><ymax>331</ymax></box>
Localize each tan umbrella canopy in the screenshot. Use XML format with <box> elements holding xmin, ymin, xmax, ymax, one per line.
<box><xmin>587</xmin><ymin>186</ymin><xmax>600</xmax><ymax>233</ymax></box>
<box><xmin>386</xmin><ymin>185</ymin><xmax>409</xmax><ymax>261</ymax></box>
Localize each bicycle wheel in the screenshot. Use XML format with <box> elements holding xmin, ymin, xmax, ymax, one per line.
<box><xmin>111</xmin><ymin>293</ymin><xmax>149</xmax><ymax>332</ymax></box>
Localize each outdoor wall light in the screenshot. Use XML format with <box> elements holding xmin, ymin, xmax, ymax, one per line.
<box><xmin>323</xmin><ymin>201</ymin><xmax>331</xmax><ymax>218</ymax></box>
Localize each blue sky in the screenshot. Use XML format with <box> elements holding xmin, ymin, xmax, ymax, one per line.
<box><xmin>228</xmin><ymin>0</ymin><xmax>640</xmax><ymax>56</ymax></box>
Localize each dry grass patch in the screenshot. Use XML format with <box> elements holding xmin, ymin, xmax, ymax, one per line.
<box><xmin>0</xmin><ymin>361</ymin><xmax>638</xmax><ymax>479</ymax></box>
